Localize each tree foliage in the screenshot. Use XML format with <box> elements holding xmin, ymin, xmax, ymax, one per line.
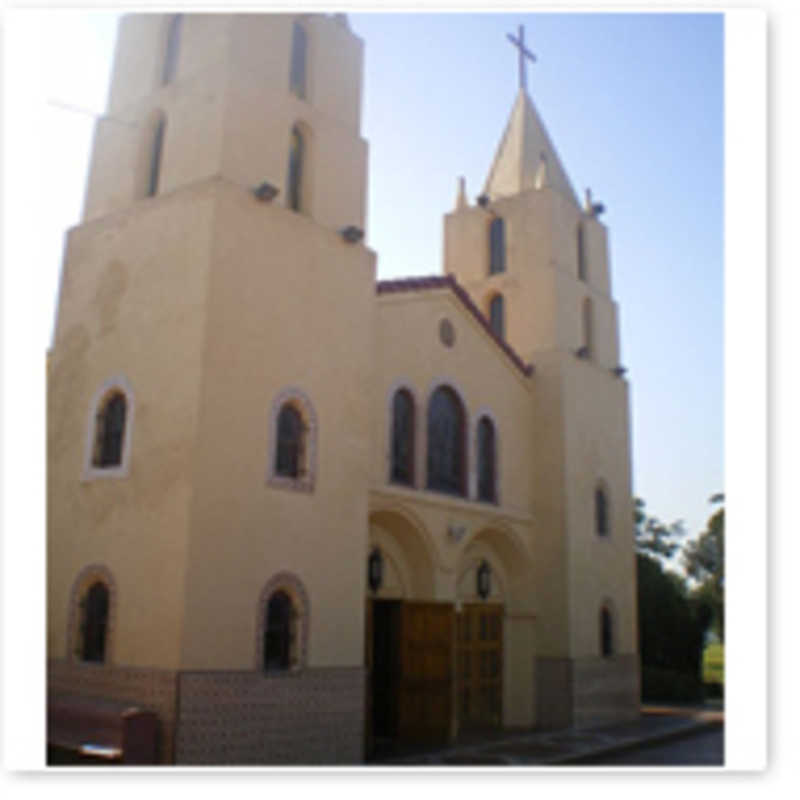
<box><xmin>634</xmin><ymin>497</ymin><xmax>687</xmax><ymax>559</ymax></box>
<box><xmin>684</xmin><ymin>494</ymin><xmax>725</xmax><ymax>641</ymax></box>
<box><xmin>633</xmin><ymin>497</ymin><xmax>714</xmax><ymax>700</ymax></box>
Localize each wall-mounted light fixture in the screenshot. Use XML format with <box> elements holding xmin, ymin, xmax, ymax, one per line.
<box><xmin>477</xmin><ymin>560</ymin><xmax>491</xmax><ymax>600</ymax></box>
<box><xmin>575</xmin><ymin>346</ymin><xmax>589</xmax><ymax>359</ymax></box>
<box><xmin>612</xmin><ymin>366</ymin><xmax>627</xmax><ymax>378</ymax></box>
<box><xmin>477</xmin><ymin>194</ymin><xmax>489</xmax><ymax>208</ymax></box>
<box><xmin>253</xmin><ymin>181</ymin><xmax>279</xmax><ymax>202</ymax></box>
<box><xmin>339</xmin><ymin>225</ymin><xmax>364</xmax><ymax>244</ymax></box>
<box><xmin>368</xmin><ymin>548</ymin><xmax>383</xmax><ymax>593</ymax></box>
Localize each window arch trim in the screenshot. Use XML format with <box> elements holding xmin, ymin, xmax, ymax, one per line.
<box><xmin>83</xmin><ymin>375</ymin><xmax>135</xmax><ymax>480</ymax></box>
<box><xmin>266</xmin><ymin>386</ymin><xmax>317</xmax><ymax>493</ymax></box>
<box><xmin>67</xmin><ymin>564</ymin><xmax>117</xmax><ymax>665</ymax></box>
<box><xmin>255</xmin><ymin>571</ymin><xmax>310</xmax><ymax>672</ymax></box>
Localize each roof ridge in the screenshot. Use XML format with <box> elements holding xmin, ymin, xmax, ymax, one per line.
<box><xmin>376</xmin><ymin>275</ymin><xmax>534</xmax><ymax>378</ymax></box>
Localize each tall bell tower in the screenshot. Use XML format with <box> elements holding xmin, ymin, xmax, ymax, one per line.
<box><xmin>444</xmin><ymin>33</ymin><xmax>639</xmax><ymax>728</ymax></box>
<box><xmin>48</xmin><ymin>13</ymin><xmax>375</xmax><ymax>763</ymax></box>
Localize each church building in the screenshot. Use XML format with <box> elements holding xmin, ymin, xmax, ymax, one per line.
<box><xmin>47</xmin><ymin>13</ymin><xmax>639</xmax><ymax>765</ymax></box>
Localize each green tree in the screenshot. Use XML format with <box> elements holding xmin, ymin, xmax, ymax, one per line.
<box><xmin>634</xmin><ymin>497</ymin><xmax>687</xmax><ymax>559</ymax></box>
<box><xmin>684</xmin><ymin>494</ymin><xmax>725</xmax><ymax>642</ymax></box>
<box><xmin>634</xmin><ymin>498</ymin><xmax>706</xmax><ymax>701</ymax></box>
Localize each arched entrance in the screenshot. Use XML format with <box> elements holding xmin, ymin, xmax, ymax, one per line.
<box><xmin>366</xmin><ymin>508</ymin><xmax>452</xmax><ymax>754</ymax></box>
<box><xmin>454</xmin><ymin>526</ymin><xmax>533</xmax><ymax>735</ymax></box>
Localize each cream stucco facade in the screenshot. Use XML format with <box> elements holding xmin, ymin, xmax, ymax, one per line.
<box><xmin>47</xmin><ymin>13</ymin><xmax>639</xmax><ymax>765</ymax></box>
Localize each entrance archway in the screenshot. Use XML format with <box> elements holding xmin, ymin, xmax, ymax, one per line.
<box><xmin>454</xmin><ymin>526</ymin><xmax>533</xmax><ymax>734</ymax></box>
<box><xmin>366</xmin><ymin>509</ymin><xmax>452</xmax><ymax>755</ymax></box>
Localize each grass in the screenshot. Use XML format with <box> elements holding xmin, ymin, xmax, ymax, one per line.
<box><xmin>702</xmin><ymin>642</ymin><xmax>724</xmax><ymax>686</ymax></box>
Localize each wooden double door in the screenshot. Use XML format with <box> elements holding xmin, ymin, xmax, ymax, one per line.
<box><xmin>367</xmin><ymin>599</ymin><xmax>454</xmax><ymax>748</ymax></box>
<box><xmin>366</xmin><ymin>599</ymin><xmax>504</xmax><ymax>753</ymax></box>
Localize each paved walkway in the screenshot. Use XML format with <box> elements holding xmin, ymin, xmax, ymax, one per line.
<box><xmin>374</xmin><ymin>705</ymin><xmax>724</xmax><ymax>766</ymax></box>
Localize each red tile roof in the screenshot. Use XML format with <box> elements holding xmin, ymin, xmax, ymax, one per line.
<box><xmin>376</xmin><ymin>274</ymin><xmax>535</xmax><ymax>378</ymax></box>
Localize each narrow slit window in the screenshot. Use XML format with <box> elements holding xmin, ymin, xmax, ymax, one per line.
<box><xmin>391</xmin><ymin>389</ymin><xmax>415</xmax><ymax>486</ymax></box>
<box><xmin>287</xmin><ymin>126</ymin><xmax>304</xmax><ymax>212</ymax></box>
<box><xmin>489</xmin><ymin>294</ymin><xmax>505</xmax><ymax>339</ymax></box>
<box><xmin>489</xmin><ymin>217</ymin><xmax>505</xmax><ymax>274</ymax></box>
<box><xmin>147</xmin><ymin>116</ymin><xmax>166</xmax><ymax>198</ymax></box>
<box><xmin>93</xmin><ymin>392</ymin><xmax>127</xmax><ymax>468</ymax></box>
<box><xmin>162</xmin><ymin>14</ymin><xmax>182</xmax><ymax>85</ymax></box>
<box><xmin>289</xmin><ymin>22</ymin><xmax>307</xmax><ymax>99</ymax></box>
<box><xmin>80</xmin><ymin>582</ymin><xmax>110</xmax><ymax>662</ymax></box>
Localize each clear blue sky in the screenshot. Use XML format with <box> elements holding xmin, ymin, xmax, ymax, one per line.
<box><xmin>16</xmin><ymin>10</ymin><xmax>723</xmax><ymax>545</ymax></box>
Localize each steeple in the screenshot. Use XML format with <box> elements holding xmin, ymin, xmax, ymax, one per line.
<box><xmin>482</xmin><ymin>88</ymin><xmax>578</xmax><ymax>207</ymax></box>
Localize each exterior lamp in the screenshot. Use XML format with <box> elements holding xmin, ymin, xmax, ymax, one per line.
<box><xmin>368</xmin><ymin>548</ymin><xmax>383</xmax><ymax>593</ymax></box>
<box><xmin>477</xmin><ymin>194</ymin><xmax>489</xmax><ymax>208</ymax></box>
<box><xmin>253</xmin><ymin>181</ymin><xmax>279</xmax><ymax>202</ymax></box>
<box><xmin>612</xmin><ymin>366</ymin><xmax>627</xmax><ymax>378</ymax></box>
<box><xmin>340</xmin><ymin>225</ymin><xmax>364</xmax><ymax>244</ymax></box>
<box><xmin>575</xmin><ymin>346</ymin><xmax>589</xmax><ymax>359</ymax></box>
<box><xmin>477</xmin><ymin>560</ymin><xmax>491</xmax><ymax>600</ymax></box>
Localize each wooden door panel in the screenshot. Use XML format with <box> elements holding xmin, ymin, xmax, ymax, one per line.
<box><xmin>457</xmin><ymin>603</ymin><xmax>503</xmax><ymax>730</ymax></box>
<box><xmin>397</xmin><ymin>602</ymin><xmax>454</xmax><ymax>742</ymax></box>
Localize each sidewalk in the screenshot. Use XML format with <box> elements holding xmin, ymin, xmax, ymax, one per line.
<box><xmin>375</xmin><ymin>705</ymin><xmax>724</xmax><ymax>766</ymax></box>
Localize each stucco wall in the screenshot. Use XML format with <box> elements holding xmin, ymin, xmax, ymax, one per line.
<box><xmin>178</xmin><ymin>183</ymin><xmax>375</xmax><ymax>671</ymax></box>
<box><xmin>48</xmin><ymin>184</ymin><xmax>215</xmax><ymax>669</ymax></box>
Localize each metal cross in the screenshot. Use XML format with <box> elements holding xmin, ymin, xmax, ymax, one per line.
<box><xmin>506</xmin><ymin>24</ymin><xmax>537</xmax><ymax>91</ymax></box>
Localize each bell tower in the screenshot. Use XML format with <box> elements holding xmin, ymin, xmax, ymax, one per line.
<box><xmin>444</xmin><ymin>33</ymin><xmax>639</xmax><ymax>729</ymax></box>
<box><xmin>48</xmin><ymin>13</ymin><xmax>375</xmax><ymax>763</ymax></box>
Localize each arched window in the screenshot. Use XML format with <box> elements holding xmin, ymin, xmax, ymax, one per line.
<box><xmin>92</xmin><ymin>391</ymin><xmax>127</xmax><ymax>468</ymax></box>
<box><xmin>600</xmin><ymin>606</ymin><xmax>613</xmax><ymax>657</ymax></box>
<box><xmin>162</xmin><ymin>14</ymin><xmax>182</xmax><ymax>85</ymax></box>
<box><xmin>577</xmin><ymin>222</ymin><xmax>587</xmax><ymax>281</ymax></box>
<box><xmin>289</xmin><ymin>21</ymin><xmax>308</xmax><ymax>99</ymax></box>
<box><xmin>80</xmin><ymin>582</ymin><xmax>110</xmax><ymax>662</ymax></box>
<box><xmin>147</xmin><ymin>114</ymin><xmax>166</xmax><ymax>198</ymax></box>
<box><xmin>427</xmin><ymin>386</ymin><xmax>466</xmax><ymax>497</ymax></box>
<box><xmin>489</xmin><ymin>294</ymin><xmax>505</xmax><ymax>339</ymax></box>
<box><xmin>287</xmin><ymin>125</ymin><xmax>305</xmax><ymax>212</ymax></box>
<box><xmin>582</xmin><ymin>297</ymin><xmax>593</xmax><ymax>358</ymax></box>
<box><xmin>391</xmin><ymin>389</ymin><xmax>415</xmax><ymax>486</ymax></box>
<box><xmin>477</xmin><ymin>417</ymin><xmax>497</xmax><ymax>503</ymax></box>
<box><xmin>268</xmin><ymin>387</ymin><xmax>317</xmax><ymax>492</ymax></box>
<box><xmin>263</xmin><ymin>590</ymin><xmax>295</xmax><ymax>671</ymax></box>
<box><xmin>275</xmin><ymin>403</ymin><xmax>305</xmax><ymax>478</ymax></box>
<box><xmin>595</xmin><ymin>485</ymin><xmax>609</xmax><ymax>536</ymax></box>
<box><xmin>489</xmin><ymin>217</ymin><xmax>505</xmax><ymax>274</ymax></box>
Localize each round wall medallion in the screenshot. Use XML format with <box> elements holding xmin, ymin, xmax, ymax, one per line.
<box><xmin>439</xmin><ymin>318</ymin><xmax>455</xmax><ymax>347</ymax></box>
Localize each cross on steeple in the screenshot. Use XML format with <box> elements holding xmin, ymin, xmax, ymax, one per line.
<box><xmin>506</xmin><ymin>24</ymin><xmax>537</xmax><ymax>92</ymax></box>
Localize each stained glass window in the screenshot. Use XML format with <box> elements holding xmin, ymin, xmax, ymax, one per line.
<box><xmin>426</xmin><ymin>387</ymin><xmax>465</xmax><ymax>496</ymax></box>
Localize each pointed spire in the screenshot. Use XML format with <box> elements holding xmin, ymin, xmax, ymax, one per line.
<box><xmin>456</xmin><ymin>176</ymin><xmax>468</xmax><ymax>210</ymax></box>
<box><xmin>483</xmin><ymin>89</ymin><xmax>578</xmax><ymax>206</ymax></box>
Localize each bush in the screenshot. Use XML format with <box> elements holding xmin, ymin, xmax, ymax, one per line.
<box><xmin>641</xmin><ymin>666</ymin><xmax>705</xmax><ymax>703</ymax></box>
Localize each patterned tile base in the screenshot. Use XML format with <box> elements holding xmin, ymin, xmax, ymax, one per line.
<box><xmin>175</xmin><ymin>667</ymin><xmax>366</xmax><ymax>765</ymax></box>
